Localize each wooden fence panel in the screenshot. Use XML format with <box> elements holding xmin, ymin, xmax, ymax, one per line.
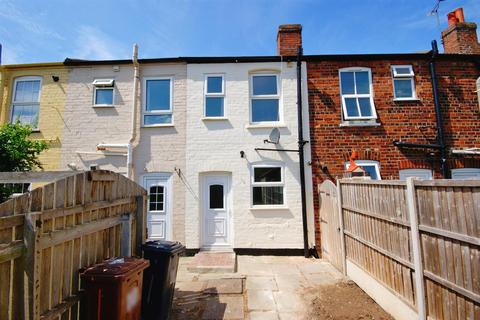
<box><xmin>335</xmin><ymin>179</ymin><xmax>480</xmax><ymax>320</ymax></box>
<box><xmin>0</xmin><ymin>170</ymin><xmax>146</xmax><ymax>320</ymax></box>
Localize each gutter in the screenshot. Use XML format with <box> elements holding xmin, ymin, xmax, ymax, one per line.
<box><xmin>296</xmin><ymin>47</ymin><xmax>310</xmax><ymax>258</ymax></box>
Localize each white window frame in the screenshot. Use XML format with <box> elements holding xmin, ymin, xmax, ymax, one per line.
<box><xmin>92</xmin><ymin>79</ymin><xmax>115</xmax><ymax>107</ymax></box>
<box><xmin>344</xmin><ymin>160</ymin><xmax>381</xmax><ymax>180</ymax></box>
<box><xmin>249</xmin><ymin>73</ymin><xmax>282</xmax><ymax>124</ymax></box>
<box><xmin>476</xmin><ymin>77</ymin><xmax>480</xmax><ymax>111</ymax></box>
<box><xmin>451</xmin><ymin>168</ymin><xmax>480</xmax><ymax>180</ymax></box>
<box><xmin>339</xmin><ymin>67</ymin><xmax>377</xmax><ymax>121</ymax></box>
<box><xmin>399</xmin><ymin>169</ymin><xmax>433</xmax><ymax>180</ymax></box>
<box><xmin>391</xmin><ymin>65</ymin><xmax>417</xmax><ymax>101</ymax></box>
<box><xmin>204</xmin><ymin>74</ymin><xmax>225</xmax><ymax>118</ymax></box>
<box><xmin>148</xmin><ymin>184</ymin><xmax>166</xmax><ymax>213</ymax></box>
<box><xmin>142</xmin><ymin>77</ymin><xmax>174</xmax><ymax>127</ymax></box>
<box><xmin>251</xmin><ymin>164</ymin><xmax>285</xmax><ymax>207</ymax></box>
<box><xmin>10</xmin><ymin>76</ymin><xmax>42</xmax><ymax>130</ymax></box>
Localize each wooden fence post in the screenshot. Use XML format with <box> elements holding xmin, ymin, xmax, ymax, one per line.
<box><xmin>406</xmin><ymin>177</ymin><xmax>426</xmax><ymax>320</ymax></box>
<box><xmin>23</xmin><ymin>212</ymin><xmax>40</xmax><ymax>320</ymax></box>
<box><xmin>134</xmin><ymin>196</ymin><xmax>146</xmax><ymax>256</ymax></box>
<box><xmin>336</xmin><ymin>179</ymin><xmax>347</xmax><ymax>275</ymax></box>
<box><xmin>120</xmin><ymin>213</ymin><xmax>132</xmax><ymax>257</ymax></box>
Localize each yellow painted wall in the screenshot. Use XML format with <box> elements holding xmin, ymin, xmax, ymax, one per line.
<box><xmin>0</xmin><ymin>64</ymin><xmax>68</xmax><ymax>170</ymax></box>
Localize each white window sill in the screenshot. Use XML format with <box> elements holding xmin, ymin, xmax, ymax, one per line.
<box><xmin>249</xmin><ymin>205</ymin><xmax>289</xmax><ymax>210</ymax></box>
<box><xmin>141</xmin><ymin>124</ymin><xmax>175</xmax><ymax>128</ymax></box>
<box><xmin>201</xmin><ymin>117</ymin><xmax>228</xmax><ymax>121</ymax></box>
<box><xmin>93</xmin><ymin>104</ymin><xmax>115</xmax><ymax>108</ymax></box>
<box><xmin>393</xmin><ymin>98</ymin><xmax>420</xmax><ymax>102</ymax></box>
<box><xmin>340</xmin><ymin>120</ymin><xmax>381</xmax><ymax>127</ymax></box>
<box><xmin>245</xmin><ymin>123</ymin><xmax>287</xmax><ymax>129</ymax></box>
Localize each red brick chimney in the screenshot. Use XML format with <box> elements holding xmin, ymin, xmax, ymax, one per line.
<box><xmin>441</xmin><ymin>8</ymin><xmax>480</xmax><ymax>54</ymax></box>
<box><xmin>277</xmin><ymin>24</ymin><xmax>302</xmax><ymax>56</ymax></box>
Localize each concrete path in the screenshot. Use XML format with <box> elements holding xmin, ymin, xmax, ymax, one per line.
<box><xmin>173</xmin><ymin>255</ymin><xmax>345</xmax><ymax>320</ymax></box>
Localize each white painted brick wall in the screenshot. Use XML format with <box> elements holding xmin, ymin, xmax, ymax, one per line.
<box><xmin>185</xmin><ymin>62</ymin><xmax>314</xmax><ymax>249</ymax></box>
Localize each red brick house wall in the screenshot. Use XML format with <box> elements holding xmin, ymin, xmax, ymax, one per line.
<box><xmin>306</xmin><ymin>55</ymin><xmax>480</xmax><ymax>251</ymax></box>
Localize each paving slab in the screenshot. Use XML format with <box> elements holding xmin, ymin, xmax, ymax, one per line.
<box><xmin>274</xmin><ymin>274</ymin><xmax>307</xmax><ymax>290</ymax></box>
<box><xmin>302</xmin><ymin>271</ymin><xmax>338</xmax><ymax>287</ymax></box>
<box><xmin>271</xmin><ymin>263</ymin><xmax>301</xmax><ymax>276</ymax></box>
<box><xmin>202</xmin><ymin>296</ymin><xmax>245</xmax><ymax>320</ymax></box>
<box><xmin>273</xmin><ymin>291</ymin><xmax>304</xmax><ymax>312</ymax></box>
<box><xmin>189</xmin><ymin>252</ymin><xmax>237</xmax><ymax>273</ymax></box>
<box><xmin>246</xmin><ymin>276</ymin><xmax>278</xmax><ymax>291</ymax></box>
<box><xmin>204</xmin><ymin>278</ymin><xmax>243</xmax><ymax>294</ymax></box>
<box><xmin>237</xmin><ymin>263</ymin><xmax>273</xmax><ymax>276</ymax></box>
<box><xmin>247</xmin><ymin>290</ymin><xmax>276</xmax><ymax>311</ymax></box>
<box><xmin>249</xmin><ymin>311</ymin><xmax>279</xmax><ymax>320</ymax></box>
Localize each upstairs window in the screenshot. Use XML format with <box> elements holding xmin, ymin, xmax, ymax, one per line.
<box><xmin>345</xmin><ymin>160</ymin><xmax>381</xmax><ymax>180</ymax></box>
<box><xmin>252</xmin><ymin>165</ymin><xmax>284</xmax><ymax>206</ymax></box>
<box><xmin>10</xmin><ymin>76</ymin><xmax>41</xmax><ymax>129</ymax></box>
<box><xmin>391</xmin><ymin>65</ymin><xmax>416</xmax><ymax>100</ymax></box>
<box><xmin>250</xmin><ymin>74</ymin><xmax>280</xmax><ymax>123</ymax></box>
<box><xmin>143</xmin><ymin>78</ymin><xmax>173</xmax><ymax>126</ymax></box>
<box><xmin>476</xmin><ymin>77</ymin><xmax>480</xmax><ymax>110</ymax></box>
<box><xmin>204</xmin><ymin>75</ymin><xmax>225</xmax><ymax>117</ymax></box>
<box><xmin>93</xmin><ymin>79</ymin><xmax>114</xmax><ymax>106</ymax></box>
<box><xmin>339</xmin><ymin>68</ymin><xmax>377</xmax><ymax>120</ymax></box>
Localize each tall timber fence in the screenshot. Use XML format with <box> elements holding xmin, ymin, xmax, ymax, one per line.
<box><xmin>0</xmin><ymin>170</ymin><xmax>147</xmax><ymax>320</ymax></box>
<box><xmin>319</xmin><ymin>178</ymin><xmax>480</xmax><ymax>320</ymax></box>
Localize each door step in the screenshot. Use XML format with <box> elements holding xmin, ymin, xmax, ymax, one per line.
<box><xmin>187</xmin><ymin>251</ymin><xmax>237</xmax><ymax>273</ymax></box>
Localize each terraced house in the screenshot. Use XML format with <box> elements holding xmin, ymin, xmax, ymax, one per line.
<box><xmin>0</xmin><ymin>62</ymin><xmax>68</xmax><ymax>170</ymax></box>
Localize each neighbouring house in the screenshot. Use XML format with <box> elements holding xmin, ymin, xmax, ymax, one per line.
<box><xmin>0</xmin><ymin>62</ymin><xmax>68</xmax><ymax>170</ymax></box>
<box><xmin>60</xmin><ymin>56</ymin><xmax>188</xmax><ymax>245</ymax></box>
<box><xmin>305</xmin><ymin>8</ymin><xmax>480</xmax><ymax>252</ymax></box>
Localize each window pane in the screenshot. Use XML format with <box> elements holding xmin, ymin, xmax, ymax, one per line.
<box><xmin>144</xmin><ymin>114</ymin><xmax>172</xmax><ymax>125</ymax></box>
<box><xmin>395</xmin><ymin>67</ymin><xmax>412</xmax><ymax>75</ymax></box>
<box><xmin>355</xmin><ymin>71</ymin><xmax>369</xmax><ymax>94</ymax></box>
<box><xmin>149</xmin><ymin>186</ymin><xmax>164</xmax><ymax>211</ymax></box>
<box><xmin>253</xmin><ymin>186</ymin><xmax>284</xmax><ymax>205</ymax></box>
<box><xmin>340</xmin><ymin>72</ymin><xmax>354</xmax><ymax>94</ymax></box>
<box><xmin>394</xmin><ymin>79</ymin><xmax>413</xmax><ymax>98</ymax></box>
<box><xmin>146</xmin><ymin>79</ymin><xmax>170</xmax><ymax>111</ymax></box>
<box><xmin>11</xmin><ymin>105</ymin><xmax>39</xmax><ymax>128</ymax></box>
<box><xmin>358</xmin><ymin>98</ymin><xmax>372</xmax><ymax>116</ymax></box>
<box><xmin>95</xmin><ymin>88</ymin><xmax>113</xmax><ymax>105</ymax></box>
<box><xmin>344</xmin><ymin>98</ymin><xmax>359</xmax><ymax>117</ymax></box>
<box><xmin>251</xmin><ymin>99</ymin><xmax>279</xmax><ymax>122</ymax></box>
<box><xmin>205</xmin><ymin>97</ymin><xmax>224</xmax><ymax>117</ymax></box>
<box><xmin>209</xmin><ymin>184</ymin><xmax>224</xmax><ymax>209</ymax></box>
<box><xmin>14</xmin><ymin>80</ymin><xmax>40</xmax><ymax>103</ymax></box>
<box><xmin>361</xmin><ymin>165</ymin><xmax>379</xmax><ymax>180</ymax></box>
<box><xmin>252</xmin><ymin>76</ymin><xmax>277</xmax><ymax>95</ymax></box>
<box><xmin>254</xmin><ymin>167</ymin><xmax>281</xmax><ymax>182</ymax></box>
<box><xmin>207</xmin><ymin>76</ymin><xmax>223</xmax><ymax>93</ymax></box>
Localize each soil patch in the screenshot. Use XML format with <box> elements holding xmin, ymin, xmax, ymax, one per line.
<box><xmin>303</xmin><ymin>281</ymin><xmax>394</xmax><ymax>320</ymax></box>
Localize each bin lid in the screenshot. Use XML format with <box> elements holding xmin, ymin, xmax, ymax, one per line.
<box><xmin>142</xmin><ymin>240</ymin><xmax>185</xmax><ymax>254</ymax></box>
<box><xmin>81</xmin><ymin>257</ymin><xmax>149</xmax><ymax>279</ymax></box>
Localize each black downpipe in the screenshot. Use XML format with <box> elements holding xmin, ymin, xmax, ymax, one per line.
<box><xmin>429</xmin><ymin>40</ymin><xmax>448</xmax><ymax>178</ymax></box>
<box><xmin>296</xmin><ymin>47</ymin><xmax>310</xmax><ymax>258</ymax></box>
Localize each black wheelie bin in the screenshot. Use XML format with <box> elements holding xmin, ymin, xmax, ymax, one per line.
<box><xmin>141</xmin><ymin>240</ymin><xmax>185</xmax><ymax>320</ymax></box>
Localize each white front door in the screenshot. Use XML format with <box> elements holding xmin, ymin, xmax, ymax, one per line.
<box><xmin>144</xmin><ymin>174</ymin><xmax>172</xmax><ymax>241</ymax></box>
<box><xmin>202</xmin><ymin>175</ymin><xmax>231</xmax><ymax>249</ymax></box>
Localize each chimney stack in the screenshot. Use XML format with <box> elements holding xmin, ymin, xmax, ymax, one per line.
<box><xmin>277</xmin><ymin>24</ymin><xmax>302</xmax><ymax>56</ymax></box>
<box><xmin>441</xmin><ymin>8</ymin><xmax>480</xmax><ymax>54</ymax></box>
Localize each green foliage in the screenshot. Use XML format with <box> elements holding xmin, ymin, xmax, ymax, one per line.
<box><xmin>0</xmin><ymin>122</ymin><xmax>49</xmax><ymax>202</ymax></box>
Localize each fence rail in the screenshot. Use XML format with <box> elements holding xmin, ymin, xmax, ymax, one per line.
<box><xmin>328</xmin><ymin>178</ymin><xmax>480</xmax><ymax>320</ymax></box>
<box><xmin>0</xmin><ymin>170</ymin><xmax>146</xmax><ymax>320</ymax></box>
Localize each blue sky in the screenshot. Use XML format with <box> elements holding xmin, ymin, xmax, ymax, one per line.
<box><xmin>1</xmin><ymin>0</ymin><xmax>479</xmax><ymax>64</ymax></box>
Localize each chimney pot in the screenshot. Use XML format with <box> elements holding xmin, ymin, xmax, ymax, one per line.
<box><xmin>441</xmin><ymin>8</ymin><xmax>480</xmax><ymax>54</ymax></box>
<box><xmin>276</xmin><ymin>24</ymin><xmax>302</xmax><ymax>56</ymax></box>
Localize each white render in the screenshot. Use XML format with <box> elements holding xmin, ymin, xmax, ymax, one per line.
<box><xmin>60</xmin><ymin>59</ymin><xmax>315</xmax><ymax>250</ymax></box>
<box><xmin>185</xmin><ymin>62</ymin><xmax>315</xmax><ymax>249</ymax></box>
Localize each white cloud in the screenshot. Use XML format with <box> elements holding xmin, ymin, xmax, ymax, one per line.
<box><xmin>70</xmin><ymin>25</ymin><xmax>129</xmax><ymax>60</ymax></box>
<box><xmin>1</xmin><ymin>43</ymin><xmax>24</xmax><ymax>64</ymax></box>
<box><xmin>0</xmin><ymin>0</ymin><xmax>64</xmax><ymax>40</ymax></box>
